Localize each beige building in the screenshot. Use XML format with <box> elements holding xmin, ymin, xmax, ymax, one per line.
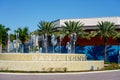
<box><xmin>53</xmin><ymin>17</ymin><xmax>120</xmax><ymax>31</ymax></box>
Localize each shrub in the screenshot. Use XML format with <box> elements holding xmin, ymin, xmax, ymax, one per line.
<box><xmin>103</xmin><ymin>63</ymin><xmax>120</xmax><ymax>70</ymax></box>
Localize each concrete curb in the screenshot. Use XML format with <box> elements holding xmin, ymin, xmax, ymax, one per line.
<box><xmin>0</xmin><ymin>70</ymin><xmax>120</xmax><ymax>75</ymax></box>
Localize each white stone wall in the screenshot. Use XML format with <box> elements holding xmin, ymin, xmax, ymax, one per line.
<box><xmin>0</xmin><ymin>60</ymin><xmax>104</xmax><ymax>71</ymax></box>
<box><xmin>0</xmin><ymin>53</ymin><xmax>104</xmax><ymax>71</ymax></box>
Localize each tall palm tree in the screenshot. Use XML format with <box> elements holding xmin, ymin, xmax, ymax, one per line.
<box><xmin>14</xmin><ymin>27</ymin><xmax>29</xmax><ymax>52</ymax></box>
<box><xmin>38</xmin><ymin>21</ymin><xmax>56</xmax><ymax>53</ymax></box>
<box><xmin>62</xmin><ymin>21</ymin><xmax>88</xmax><ymax>42</ymax></box>
<box><xmin>0</xmin><ymin>24</ymin><xmax>10</xmax><ymax>53</ymax></box>
<box><xmin>62</xmin><ymin>21</ymin><xmax>86</xmax><ymax>53</ymax></box>
<box><xmin>97</xmin><ymin>21</ymin><xmax>117</xmax><ymax>62</ymax></box>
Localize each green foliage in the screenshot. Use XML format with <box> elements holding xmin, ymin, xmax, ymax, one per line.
<box><xmin>0</xmin><ymin>24</ymin><xmax>10</xmax><ymax>45</ymax></box>
<box><xmin>103</xmin><ymin>63</ymin><xmax>120</xmax><ymax>70</ymax></box>
<box><xmin>38</xmin><ymin>21</ymin><xmax>55</xmax><ymax>35</ymax></box>
<box><xmin>0</xmin><ymin>24</ymin><xmax>10</xmax><ymax>52</ymax></box>
<box><xmin>89</xmin><ymin>31</ymin><xmax>98</xmax><ymax>38</ymax></box>
<box><xmin>14</xmin><ymin>27</ymin><xmax>29</xmax><ymax>44</ymax></box>
<box><xmin>114</xmin><ymin>32</ymin><xmax>120</xmax><ymax>42</ymax></box>
<box><xmin>97</xmin><ymin>21</ymin><xmax>117</xmax><ymax>62</ymax></box>
<box><xmin>62</xmin><ymin>21</ymin><xmax>90</xmax><ymax>39</ymax></box>
<box><xmin>62</xmin><ymin>21</ymin><xmax>84</xmax><ymax>35</ymax></box>
<box><xmin>0</xmin><ymin>67</ymin><xmax>67</xmax><ymax>73</ymax></box>
<box><xmin>10</xmin><ymin>34</ymin><xmax>15</xmax><ymax>42</ymax></box>
<box><xmin>97</xmin><ymin>21</ymin><xmax>117</xmax><ymax>38</ymax></box>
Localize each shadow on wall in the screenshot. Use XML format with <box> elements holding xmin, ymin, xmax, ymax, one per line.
<box><xmin>87</xmin><ymin>45</ymin><xmax>118</xmax><ymax>63</ymax></box>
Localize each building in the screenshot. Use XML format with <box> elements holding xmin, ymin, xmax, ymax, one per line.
<box><xmin>53</xmin><ymin>17</ymin><xmax>120</xmax><ymax>46</ymax></box>
<box><xmin>53</xmin><ymin>17</ymin><xmax>120</xmax><ymax>31</ymax></box>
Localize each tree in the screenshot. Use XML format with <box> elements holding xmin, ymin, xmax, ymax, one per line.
<box><xmin>14</xmin><ymin>27</ymin><xmax>29</xmax><ymax>52</ymax></box>
<box><xmin>62</xmin><ymin>21</ymin><xmax>87</xmax><ymax>53</ymax></box>
<box><xmin>38</xmin><ymin>21</ymin><xmax>56</xmax><ymax>46</ymax></box>
<box><xmin>38</xmin><ymin>21</ymin><xmax>56</xmax><ymax>52</ymax></box>
<box><xmin>62</xmin><ymin>21</ymin><xmax>89</xmax><ymax>40</ymax></box>
<box><xmin>38</xmin><ymin>21</ymin><xmax>55</xmax><ymax>36</ymax></box>
<box><xmin>97</xmin><ymin>21</ymin><xmax>117</xmax><ymax>62</ymax></box>
<box><xmin>0</xmin><ymin>24</ymin><xmax>10</xmax><ymax>53</ymax></box>
<box><xmin>62</xmin><ymin>21</ymin><xmax>84</xmax><ymax>35</ymax></box>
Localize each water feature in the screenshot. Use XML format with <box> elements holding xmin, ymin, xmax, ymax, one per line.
<box><xmin>29</xmin><ymin>33</ymin><xmax>77</xmax><ymax>53</ymax></box>
<box><xmin>73</xmin><ymin>33</ymin><xmax>77</xmax><ymax>53</ymax></box>
<box><xmin>70</xmin><ymin>33</ymin><xmax>77</xmax><ymax>53</ymax></box>
<box><xmin>66</xmin><ymin>42</ymin><xmax>71</xmax><ymax>53</ymax></box>
<box><xmin>51</xmin><ymin>34</ymin><xmax>57</xmax><ymax>53</ymax></box>
<box><xmin>16</xmin><ymin>33</ymin><xmax>19</xmax><ymax>53</ymax></box>
<box><xmin>7</xmin><ymin>31</ymin><xmax>10</xmax><ymax>53</ymax></box>
<box><xmin>44</xmin><ymin>33</ymin><xmax>48</xmax><ymax>53</ymax></box>
<box><xmin>59</xmin><ymin>34</ymin><xmax>62</xmax><ymax>53</ymax></box>
<box><xmin>7</xmin><ymin>32</ymin><xmax>77</xmax><ymax>54</ymax></box>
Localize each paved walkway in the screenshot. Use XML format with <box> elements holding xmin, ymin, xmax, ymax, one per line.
<box><xmin>0</xmin><ymin>70</ymin><xmax>120</xmax><ymax>80</ymax></box>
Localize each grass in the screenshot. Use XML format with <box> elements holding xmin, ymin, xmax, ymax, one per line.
<box><xmin>103</xmin><ymin>63</ymin><xmax>120</xmax><ymax>70</ymax></box>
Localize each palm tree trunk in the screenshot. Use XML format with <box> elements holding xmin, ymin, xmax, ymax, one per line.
<box><xmin>104</xmin><ymin>44</ymin><xmax>107</xmax><ymax>62</ymax></box>
<box><xmin>0</xmin><ymin>38</ymin><xmax>2</xmax><ymax>53</ymax></box>
<box><xmin>104</xmin><ymin>37</ymin><xmax>108</xmax><ymax>63</ymax></box>
<box><xmin>0</xmin><ymin>45</ymin><xmax>2</xmax><ymax>53</ymax></box>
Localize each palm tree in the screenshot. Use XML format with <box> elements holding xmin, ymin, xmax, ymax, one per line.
<box><xmin>38</xmin><ymin>21</ymin><xmax>56</xmax><ymax>53</ymax></box>
<box><xmin>38</xmin><ymin>21</ymin><xmax>55</xmax><ymax>36</ymax></box>
<box><xmin>97</xmin><ymin>21</ymin><xmax>117</xmax><ymax>62</ymax></box>
<box><xmin>14</xmin><ymin>27</ymin><xmax>29</xmax><ymax>52</ymax></box>
<box><xmin>62</xmin><ymin>21</ymin><xmax>84</xmax><ymax>35</ymax></box>
<box><xmin>62</xmin><ymin>21</ymin><xmax>86</xmax><ymax>53</ymax></box>
<box><xmin>0</xmin><ymin>24</ymin><xmax>10</xmax><ymax>53</ymax></box>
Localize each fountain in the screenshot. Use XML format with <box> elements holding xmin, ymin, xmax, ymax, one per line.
<box><xmin>16</xmin><ymin>33</ymin><xmax>19</xmax><ymax>53</ymax></box>
<box><xmin>51</xmin><ymin>34</ymin><xmax>57</xmax><ymax>53</ymax></box>
<box><xmin>73</xmin><ymin>33</ymin><xmax>77</xmax><ymax>53</ymax></box>
<box><xmin>0</xmin><ymin>32</ymin><xmax>104</xmax><ymax>72</ymax></box>
<box><xmin>69</xmin><ymin>33</ymin><xmax>77</xmax><ymax>53</ymax></box>
<box><xmin>7</xmin><ymin>31</ymin><xmax>10</xmax><ymax>53</ymax></box>
<box><xmin>59</xmin><ymin>34</ymin><xmax>62</xmax><ymax>53</ymax></box>
<box><xmin>66</xmin><ymin>42</ymin><xmax>71</xmax><ymax>53</ymax></box>
<box><xmin>38</xmin><ymin>35</ymin><xmax>44</xmax><ymax>53</ymax></box>
<box><xmin>44</xmin><ymin>33</ymin><xmax>48</xmax><ymax>53</ymax></box>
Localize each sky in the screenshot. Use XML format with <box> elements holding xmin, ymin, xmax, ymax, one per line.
<box><xmin>0</xmin><ymin>0</ymin><xmax>120</xmax><ymax>33</ymax></box>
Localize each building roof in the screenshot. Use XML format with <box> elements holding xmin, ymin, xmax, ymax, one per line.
<box><xmin>53</xmin><ymin>17</ymin><xmax>120</xmax><ymax>30</ymax></box>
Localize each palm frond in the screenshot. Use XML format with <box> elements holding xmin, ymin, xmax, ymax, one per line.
<box><xmin>62</xmin><ymin>21</ymin><xmax>84</xmax><ymax>35</ymax></box>
<box><xmin>37</xmin><ymin>21</ymin><xmax>55</xmax><ymax>35</ymax></box>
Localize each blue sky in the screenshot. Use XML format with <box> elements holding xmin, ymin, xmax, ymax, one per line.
<box><xmin>0</xmin><ymin>0</ymin><xmax>120</xmax><ymax>33</ymax></box>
